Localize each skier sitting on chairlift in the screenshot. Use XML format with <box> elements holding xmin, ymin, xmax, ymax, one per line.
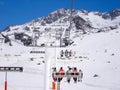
<box><xmin>60</xmin><ymin>50</ymin><xmax>64</xmax><ymax>57</ymax></box>
<box><xmin>72</xmin><ymin>67</ymin><xmax>79</xmax><ymax>83</ymax></box>
<box><xmin>65</xmin><ymin>50</ymin><xmax>68</xmax><ymax>58</ymax></box>
<box><xmin>66</xmin><ymin>67</ymin><xmax>72</xmax><ymax>83</ymax></box>
<box><xmin>58</xmin><ymin>67</ymin><xmax>65</xmax><ymax>82</ymax></box>
<box><xmin>52</xmin><ymin>67</ymin><xmax>58</xmax><ymax>82</ymax></box>
<box><xmin>78</xmin><ymin>69</ymin><xmax>83</xmax><ymax>82</ymax></box>
<box><xmin>68</xmin><ymin>50</ymin><xmax>72</xmax><ymax>57</ymax></box>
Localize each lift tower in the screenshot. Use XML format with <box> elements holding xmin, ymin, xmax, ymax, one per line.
<box><xmin>63</xmin><ymin>0</ymin><xmax>74</xmax><ymax>46</ymax></box>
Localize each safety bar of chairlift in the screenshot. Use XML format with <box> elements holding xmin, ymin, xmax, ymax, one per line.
<box><xmin>53</xmin><ymin>72</ymin><xmax>80</xmax><ymax>78</ymax></box>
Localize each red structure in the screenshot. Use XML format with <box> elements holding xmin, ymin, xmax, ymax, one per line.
<box><xmin>4</xmin><ymin>81</ymin><xmax>7</xmax><ymax>90</ymax></box>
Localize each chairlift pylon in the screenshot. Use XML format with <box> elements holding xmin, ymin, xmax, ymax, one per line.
<box><xmin>61</xmin><ymin>0</ymin><xmax>74</xmax><ymax>47</ymax></box>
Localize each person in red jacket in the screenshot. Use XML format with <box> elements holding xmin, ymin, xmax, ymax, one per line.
<box><xmin>58</xmin><ymin>67</ymin><xmax>65</xmax><ymax>82</ymax></box>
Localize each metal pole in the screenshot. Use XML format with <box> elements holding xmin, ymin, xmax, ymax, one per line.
<box><xmin>4</xmin><ymin>72</ymin><xmax>7</xmax><ymax>90</ymax></box>
<box><xmin>69</xmin><ymin>0</ymin><xmax>74</xmax><ymax>38</ymax></box>
<box><xmin>60</xmin><ymin>34</ymin><xmax>62</xmax><ymax>47</ymax></box>
<box><xmin>57</xmin><ymin>82</ymin><xmax>60</xmax><ymax>90</ymax></box>
<box><xmin>70</xmin><ymin>0</ymin><xmax>74</xmax><ymax>24</ymax></box>
<box><xmin>45</xmin><ymin>33</ymin><xmax>51</xmax><ymax>90</ymax></box>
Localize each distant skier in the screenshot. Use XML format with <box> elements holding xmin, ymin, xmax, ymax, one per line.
<box><xmin>52</xmin><ymin>67</ymin><xmax>58</xmax><ymax>82</ymax></box>
<box><xmin>72</xmin><ymin>67</ymin><xmax>78</xmax><ymax>83</ymax></box>
<box><xmin>58</xmin><ymin>67</ymin><xmax>65</xmax><ymax>82</ymax></box>
<box><xmin>78</xmin><ymin>69</ymin><xmax>83</xmax><ymax>82</ymax></box>
<box><xmin>66</xmin><ymin>67</ymin><xmax>72</xmax><ymax>83</ymax></box>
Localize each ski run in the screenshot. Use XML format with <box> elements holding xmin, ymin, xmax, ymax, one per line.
<box><xmin>0</xmin><ymin>28</ymin><xmax>120</xmax><ymax>90</ymax></box>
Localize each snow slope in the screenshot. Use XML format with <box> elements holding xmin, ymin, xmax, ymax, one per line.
<box><xmin>50</xmin><ymin>29</ymin><xmax>120</xmax><ymax>90</ymax></box>
<box><xmin>0</xmin><ymin>46</ymin><xmax>45</xmax><ymax>90</ymax></box>
<box><xmin>61</xmin><ymin>30</ymin><xmax>120</xmax><ymax>90</ymax></box>
<box><xmin>0</xmin><ymin>28</ymin><xmax>120</xmax><ymax>90</ymax></box>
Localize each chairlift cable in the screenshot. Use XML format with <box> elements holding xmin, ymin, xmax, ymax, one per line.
<box><xmin>69</xmin><ymin>0</ymin><xmax>74</xmax><ymax>38</ymax></box>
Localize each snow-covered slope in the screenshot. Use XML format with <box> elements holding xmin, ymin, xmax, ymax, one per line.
<box><xmin>54</xmin><ymin>29</ymin><xmax>120</xmax><ymax>90</ymax></box>
<box><xmin>0</xmin><ymin>28</ymin><xmax>120</xmax><ymax>90</ymax></box>
<box><xmin>74</xmin><ymin>30</ymin><xmax>120</xmax><ymax>90</ymax></box>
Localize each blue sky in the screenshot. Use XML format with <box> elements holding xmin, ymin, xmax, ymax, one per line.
<box><xmin>0</xmin><ymin>0</ymin><xmax>120</xmax><ymax>31</ymax></box>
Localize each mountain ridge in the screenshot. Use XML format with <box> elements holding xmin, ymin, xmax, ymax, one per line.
<box><xmin>1</xmin><ymin>8</ymin><xmax>120</xmax><ymax>32</ymax></box>
<box><xmin>0</xmin><ymin>8</ymin><xmax>120</xmax><ymax>46</ymax></box>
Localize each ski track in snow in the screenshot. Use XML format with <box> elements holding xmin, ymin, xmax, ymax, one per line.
<box><xmin>83</xmin><ymin>82</ymin><xmax>120</xmax><ymax>90</ymax></box>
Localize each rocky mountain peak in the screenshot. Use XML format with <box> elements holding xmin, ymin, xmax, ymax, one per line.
<box><xmin>2</xmin><ymin>8</ymin><xmax>120</xmax><ymax>34</ymax></box>
<box><xmin>102</xmin><ymin>9</ymin><xmax>120</xmax><ymax>19</ymax></box>
<box><xmin>109</xmin><ymin>9</ymin><xmax>120</xmax><ymax>18</ymax></box>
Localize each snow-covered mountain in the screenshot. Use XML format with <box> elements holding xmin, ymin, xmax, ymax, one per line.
<box><xmin>0</xmin><ymin>8</ymin><xmax>120</xmax><ymax>46</ymax></box>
